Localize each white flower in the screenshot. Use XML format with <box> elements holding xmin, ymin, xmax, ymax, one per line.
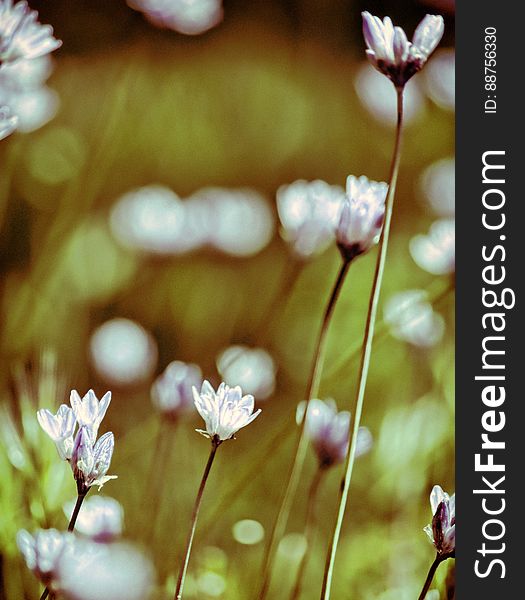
<box><xmin>297</xmin><ymin>399</ymin><xmax>372</xmax><ymax>467</ymax></box>
<box><xmin>410</xmin><ymin>219</ymin><xmax>455</xmax><ymax>275</ymax></box>
<box><xmin>0</xmin><ymin>104</ymin><xmax>16</xmax><ymax>139</ymax></box>
<box><xmin>70</xmin><ymin>389</ymin><xmax>111</xmax><ymax>442</ymax></box>
<box><xmin>193</xmin><ymin>380</ymin><xmax>261</xmax><ymax>441</ymax></box>
<box><xmin>0</xmin><ymin>0</ymin><xmax>62</xmax><ymax>64</ymax></box>
<box><xmin>336</xmin><ymin>175</ymin><xmax>387</xmax><ymax>260</ymax></box>
<box><xmin>71</xmin><ymin>427</ymin><xmax>117</xmax><ymax>493</ymax></box>
<box><xmin>37</xmin><ymin>403</ymin><xmax>77</xmax><ymax>460</ymax></box>
<box><xmin>362</xmin><ymin>12</ymin><xmax>444</xmax><ymax>87</ymax></box>
<box><xmin>276</xmin><ymin>179</ymin><xmax>345</xmax><ymax>258</ymax></box>
<box><xmin>56</xmin><ymin>539</ymin><xmax>155</xmax><ymax>600</ymax></box>
<box><xmin>424</xmin><ymin>484</ymin><xmax>455</xmax><ymax>557</ymax></box>
<box><xmin>63</xmin><ymin>496</ymin><xmax>123</xmax><ymax>542</ymax></box>
<box><xmin>384</xmin><ymin>289</ymin><xmax>444</xmax><ymax>348</ymax></box>
<box><xmin>128</xmin><ymin>0</ymin><xmax>223</xmax><ymax>36</ymax></box>
<box><xmin>151</xmin><ymin>360</ymin><xmax>202</xmax><ymax>420</ymax></box>
<box><xmin>216</xmin><ymin>345</ymin><xmax>276</xmax><ymax>400</ymax></box>
<box><xmin>17</xmin><ymin>528</ymin><xmax>74</xmax><ymax>587</ymax></box>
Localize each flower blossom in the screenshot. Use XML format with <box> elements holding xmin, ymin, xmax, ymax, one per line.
<box><xmin>151</xmin><ymin>360</ymin><xmax>202</xmax><ymax>421</ymax></box>
<box><xmin>38</xmin><ymin>389</ymin><xmax>117</xmax><ymax>493</ymax></box>
<box><xmin>424</xmin><ymin>484</ymin><xmax>455</xmax><ymax>557</ymax></box>
<box><xmin>410</xmin><ymin>219</ymin><xmax>455</xmax><ymax>275</ymax></box>
<box><xmin>277</xmin><ymin>179</ymin><xmax>345</xmax><ymax>258</ymax></box>
<box><xmin>17</xmin><ymin>528</ymin><xmax>74</xmax><ymax>588</ymax></box>
<box><xmin>297</xmin><ymin>399</ymin><xmax>373</xmax><ymax>467</ymax></box>
<box><xmin>70</xmin><ymin>389</ymin><xmax>111</xmax><ymax>442</ymax></box>
<box><xmin>336</xmin><ymin>175</ymin><xmax>388</xmax><ymax>261</ymax></box>
<box><xmin>0</xmin><ymin>0</ymin><xmax>62</xmax><ymax>65</ymax></box>
<box><xmin>362</xmin><ymin>11</ymin><xmax>444</xmax><ymax>88</ymax></box>
<box><xmin>71</xmin><ymin>427</ymin><xmax>117</xmax><ymax>494</ymax></box>
<box><xmin>193</xmin><ymin>380</ymin><xmax>261</xmax><ymax>442</ymax></box>
<box><xmin>37</xmin><ymin>404</ymin><xmax>76</xmax><ymax>460</ymax></box>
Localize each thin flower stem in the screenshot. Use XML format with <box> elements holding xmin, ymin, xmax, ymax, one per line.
<box><xmin>174</xmin><ymin>439</ymin><xmax>220</xmax><ymax>600</ymax></box>
<box><xmin>68</xmin><ymin>492</ymin><xmax>87</xmax><ymax>532</ymax></box>
<box><xmin>418</xmin><ymin>555</ymin><xmax>443</xmax><ymax>600</ymax></box>
<box><xmin>320</xmin><ymin>87</ymin><xmax>405</xmax><ymax>600</ymax></box>
<box><xmin>289</xmin><ymin>467</ymin><xmax>326</xmax><ymax>600</ymax></box>
<box><xmin>258</xmin><ymin>258</ymin><xmax>351</xmax><ymax>600</ymax></box>
<box><xmin>39</xmin><ymin>491</ymin><xmax>88</xmax><ymax>599</ymax></box>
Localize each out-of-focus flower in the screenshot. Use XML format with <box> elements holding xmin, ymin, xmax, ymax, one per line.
<box><xmin>216</xmin><ymin>345</ymin><xmax>276</xmax><ymax>400</ymax></box>
<box><xmin>56</xmin><ymin>539</ymin><xmax>155</xmax><ymax>600</ymax></box>
<box><xmin>37</xmin><ymin>404</ymin><xmax>76</xmax><ymax>461</ymax></box>
<box><xmin>384</xmin><ymin>289</ymin><xmax>445</xmax><ymax>348</ymax></box>
<box><xmin>193</xmin><ymin>380</ymin><xmax>261</xmax><ymax>442</ymax></box>
<box><xmin>424</xmin><ymin>49</ymin><xmax>455</xmax><ymax>111</ymax></box>
<box><xmin>17</xmin><ymin>528</ymin><xmax>73</xmax><ymax>588</ymax></box>
<box><xmin>336</xmin><ymin>175</ymin><xmax>387</xmax><ymax>261</ymax></box>
<box><xmin>277</xmin><ymin>180</ymin><xmax>345</xmax><ymax>258</ymax></box>
<box><xmin>0</xmin><ymin>54</ymin><xmax>58</xmax><ymax>133</ymax></box>
<box><xmin>297</xmin><ymin>399</ymin><xmax>372</xmax><ymax>468</ymax></box>
<box><xmin>410</xmin><ymin>219</ymin><xmax>455</xmax><ymax>275</ymax></box>
<box><xmin>110</xmin><ymin>185</ymin><xmax>187</xmax><ymax>255</ymax></box>
<box><xmin>0</xmin><ymin>0</ymin><xmax>61</xmax><ymax>64</ymax></box>
<box><xmin>70</xmin><ymin>389</ymin><xmax>111</xmax><ymax>442</ymax></box>
<box><xmin>424</xmin><ymin>485</ymin><xmax>455</xmax><ymax>557</ymax></box>
<box><xmin>89</xmin><ymin>318</ymin><xmax>158</xmax><ymax>386</ymax></box>
<box><xmin>419</xmin><ymin>157</ymin><xmax>455</xmax><ymax>216</ymax></box>
<box><xmin>362</xmin><ymin>12</ymin><xmax>444</xmax><ymax>88</ymax></box>
<box><xmin>232</xmin><ymin>519</ymin><xmax>265</xmax><ymax>545</ymax></box>
<box><xmin>152</xmin><ymin>360</ymin><xmax>202</xmax><ymax>420</ymax></box>
<box><xmin>71</xmin><ymin>428</ymin><xmax>117</xmax><ymax>493</ymax></box>
<box><xmin>0</xmin><ymin>104</ymin><xmax>17</xmax><ymax>139</ymax></box>
<box><xmin>128</xmin><ymin>0</ymin><xmax>223</xmax><ymax>36</ymax></box>
<box><xmin>192</xmin><ymin>187</ymin><xmax>274</xmax><ymax>257</ymax></box>
<box><xmin>355</xmin><ymin>63</ymin><xmax>425</xmax><ymax>126</ymax></box>
<box><xmin>63</xmin><ymin>496</ymin><xmax>123</xmax><ymax>542</ymax></box>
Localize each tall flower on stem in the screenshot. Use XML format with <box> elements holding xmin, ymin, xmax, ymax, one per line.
<box><xmin>319</xmin><ymin>13</ymin><xmax>444</xmax><ymax>600</ymax></box>
<box><xmin>173</xmin><ymin>380</ymin><xmax>261</xmax><ymax>600</ymax></box>
<box><xmin>37</xmin><ymin>389</ymin><xmax>116</xmax><ymax>600</ymax></box>
<box><xmin>362</xmin><ymin>11</ymin><xmax>444</xmax><ymax>89</ymax></box>
<box><xmin>258</xmin><ymin>175</ymin><xmax>386</xmax><ymax>600</ymax></box>
<box><xmin>419</xmin><ymin>485</ymin><xmax>455</xmax><ymax>599</ymax></box>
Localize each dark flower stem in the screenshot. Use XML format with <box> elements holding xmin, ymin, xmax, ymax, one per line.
<box><xmin>39</xmin><ymin>491</ymin><xmax>88</xmax><ymax>599</ymax></box>
<box><xmin>289</xmin><ymin>467</ymin><xmax>326</xmax><ymax>600</ymax></box>
<box><xmin>320</xmin><ymin>86</ymin><xmax>405</xmax><ymax>600</ymax></box>
<box><xmin>174</xmin><ymin>438</ymin><xmax>220</xmax><ymax>600</ymax></box>
<box><xmin>258</xmin><ymin>258</ymin><xmax>351</xmax><ymax>600</ymax></box>
<box><xmin>418</xmin><ymin>555</ymin><xmax>443</xmax><ymax>600</ymax></box>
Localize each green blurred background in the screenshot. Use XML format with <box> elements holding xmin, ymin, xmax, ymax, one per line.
<box><xmin>0</xmin><ymin>1</ymin><xmax>455</xmax><ymax>598</ymax></box>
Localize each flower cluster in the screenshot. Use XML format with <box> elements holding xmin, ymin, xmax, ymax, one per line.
<box><xmin>37</xmin><ymin>390</ymin><xmax>116</xmax><ymax>495</ymax></box>
<box><xmin>0</xmin><ymin>0</ymin><xmax>61</xmax><ymax>140</ymax></box>
<box><xmin>362</xmin><ymin>12</ymin><xmax>444</xmax><ymax>88</ymax></box>
<box><xmin>424</xmin><ymin>485</ymin><xmax>455</xmax><ymax>557</ymax></box>
<box><xmin>193</xmin><ymin>380</ymin><xmax>261</xmax><ymax>442</ymax></box>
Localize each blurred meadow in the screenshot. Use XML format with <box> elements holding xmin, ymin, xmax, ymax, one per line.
<box><xmin>0</xmin><ymin>1</ymin><xmax>455</xmax><ymax>599</ymax></box>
